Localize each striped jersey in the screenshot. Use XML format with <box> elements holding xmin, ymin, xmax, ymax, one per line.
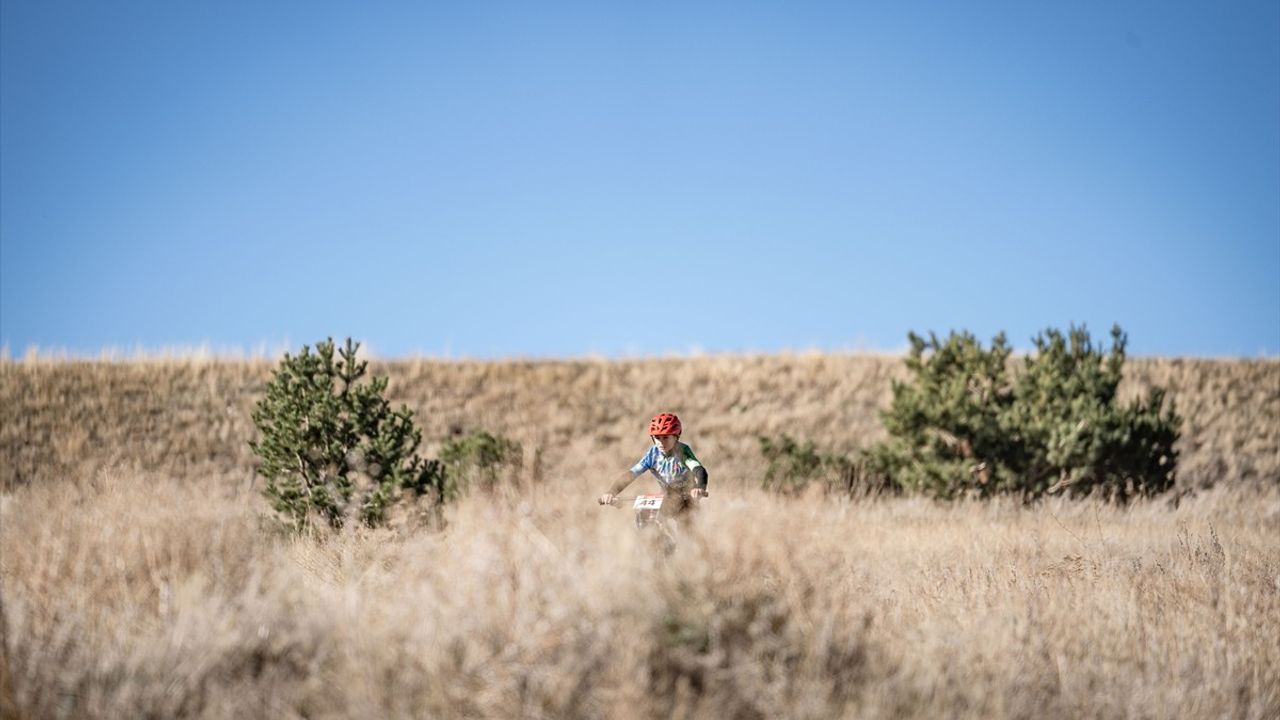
<box><xmin>630</xmin><ymin>442</ymin><xmax>704</xmax><ymax>490</ymax></box>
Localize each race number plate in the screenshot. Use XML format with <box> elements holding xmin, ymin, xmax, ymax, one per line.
<box><xmin>634</xmin><ymin>495</ymin><xmax>663</xmax><ymax>510</ymax></box>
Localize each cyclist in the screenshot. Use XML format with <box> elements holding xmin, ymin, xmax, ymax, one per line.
<box><xmin>597</xmin><ymin>412</ymin><xmax>708</xmax><ymax>515</ymax></box>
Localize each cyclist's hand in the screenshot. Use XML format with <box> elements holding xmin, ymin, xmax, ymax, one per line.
<box><xmin>598</xmin><ymin>493</ymin><xmax>615</xmax><ymax>506</ymax></box>
<box><xmin>690</xmin><ymin>488</ymin><xmax>707</xmax><ymax>500</ymax></box>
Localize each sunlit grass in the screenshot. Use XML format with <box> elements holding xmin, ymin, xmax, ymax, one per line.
<box><xmin>3</xmin><ymin>471</ymin><xmax>1277</xmax><ymax>719</ymax></box>
<box><xmin>2</xmin><ymin>354</ymin><xmax>1277</xmax><ymax>717</ymax></box>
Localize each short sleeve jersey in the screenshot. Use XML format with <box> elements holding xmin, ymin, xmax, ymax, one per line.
<box><xmin>630</xmin><ymin>442</ymin><xmax>703</xmax><ymax>490</ymax></box>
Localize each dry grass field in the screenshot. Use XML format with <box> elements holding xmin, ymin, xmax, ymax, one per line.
<box><xmin>2</xmin><ymin>355</ymin><xmax>1277</xmax><ymax>490</ymax></box>
<box><xmin>2</xmin><ymin>354</ymin><xmax>1278</xmax><ymax>718</ymax></box>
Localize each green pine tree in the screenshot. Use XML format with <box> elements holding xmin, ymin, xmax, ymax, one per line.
<box><xmin>1006</xmin><ymin>325</ymin><xmax>1179</xmax><ymax>499</ymax></box>
<box><xmin>438</xmin><ymin>430</ymin><xmax>523</xmax><ymax>499</ymax></box>
<box><xmin>249</xmin><ymin>338</ymin><xmax>446</xmax><ymax>531</ymax></box>
<box><xmin>867</xmin><ymin>324</ymin><xmax>1180</xmax><ymax>500</ymax></box>
<box><xmin>866</xmin><ymin>330</ymin><xmax>1019</xmax><ymax>498</ymax></box>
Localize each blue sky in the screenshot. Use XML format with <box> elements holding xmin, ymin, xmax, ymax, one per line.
<box><xmin>2</xmin><ymin>1</ymin><xmax>1277</xmax><ymax>358</ymax></box>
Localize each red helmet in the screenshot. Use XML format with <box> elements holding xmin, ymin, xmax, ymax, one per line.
<box><xmin>648</xmin><ymin>412</ymin><xmax>682</xmax><ymax>436</ymax></box>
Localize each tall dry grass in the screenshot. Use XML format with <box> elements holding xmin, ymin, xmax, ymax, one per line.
<box><xmin>2</xmin><ymin>354</ymin><xmax>1278</xmax><ymax>718</ymax></box>
<box><xmin>2</xmin><ymin>471</ymin><xmax>1277</xmax><ymax>719</ymax></box>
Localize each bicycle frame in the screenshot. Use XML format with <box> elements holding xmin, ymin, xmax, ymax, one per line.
<box><xmin>605</xmin><ymin>490</ymin><xmax>706</xmax><ymax>550</ymax></box>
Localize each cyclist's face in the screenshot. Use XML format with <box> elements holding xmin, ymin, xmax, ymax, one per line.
<box><xmin>652</xmin><ymin>434</ymin><xmax>678</xmax><ymax>454</ymax></box>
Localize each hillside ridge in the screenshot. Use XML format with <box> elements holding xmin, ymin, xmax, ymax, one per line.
<box><xmin>3</xmin><ymin>355</ymin><xmax>1277</xmax><ymax>490</ymax></box>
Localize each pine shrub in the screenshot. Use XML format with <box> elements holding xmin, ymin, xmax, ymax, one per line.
<box><xmin>758</xmin><ymin>435</ymin><xmax>881</xmax><ymax>496</ymax></box>
<box><xmin>1008</xmin><ymin>325</ymin><xmax>1180</xmax><ymax>498</ymax></box>
<box><xmin>867</xmin><ymin>324</ymin><xmax>1180</xmax><ymax>500</ymax></box>
<box><xmin>249</xmin><ymin>338</ymin><xmax>446</xmax><ymax>531</ymax></box>
<box><xmin>438</xmin><ymin>430</ymin><xmax>523</xmax><ymax>498</ymax></box>
<box><xmin>866</xmin><ymin>330</ymin><xmax>1020</xmax><ymax>497</ymax></box>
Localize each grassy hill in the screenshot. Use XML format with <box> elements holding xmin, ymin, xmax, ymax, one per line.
<box><xmin>2</xmin><ymin>354</ymin><xmax>1277</xmax><ymax>492</ymax></box>
<box><xmin>2</xmin><ymin>354</ymin><xmax>1278</xmax><ymax>718</ymax></box>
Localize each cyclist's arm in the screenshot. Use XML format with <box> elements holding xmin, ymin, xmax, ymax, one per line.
<box><xmin>682</xmin><ymin>444</ymin><xmax>709</xmax><ymax>491</ymax></box>
<box><xmin>607</xmin><ymin>469</ymin><xmax>640</xmax><ymax>496</ymax></box>
<box><xmin>601</xmin><ymin>450</ymin><xmax>653</xmax><ymax>502</ymax></box>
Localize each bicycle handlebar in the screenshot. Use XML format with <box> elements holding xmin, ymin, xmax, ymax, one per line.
<box><xmin>599</xmin><ymin>489</ymin><xmax>709</xmax><ymax>507</ymax></box>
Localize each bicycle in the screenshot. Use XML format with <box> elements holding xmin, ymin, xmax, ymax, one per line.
<box><xmin>599</xmin><ymin>488</ymin><xmax>707</xmax><ymax>554</ymax></box>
